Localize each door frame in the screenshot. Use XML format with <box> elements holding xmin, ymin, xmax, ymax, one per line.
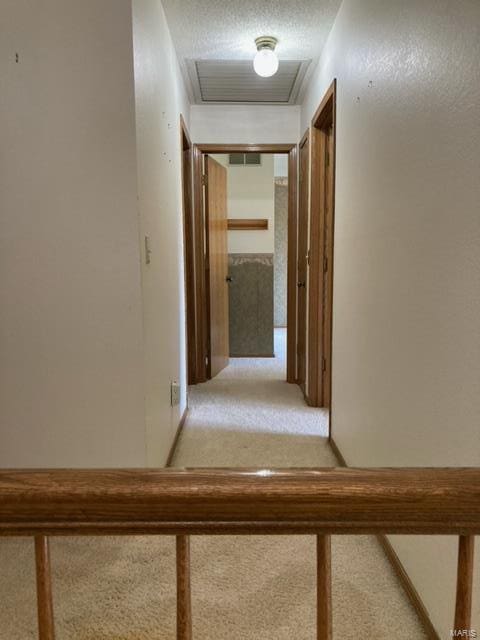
<box><xmin>192</xmin><ymin>143</ymin><xmax>298</xmax><ymax>383</ymax></box>
<box><xmin>307</xmin><ymin>80</ymin><xmax>337</xmax><ymax>417</ymax></box>
<box><xmin>296</xmin><ymin>128</ymin><xmax>310</xmax><ymax>395</ymax></box>
<box><xmin>180</xmin><ymin>115</ymin><xmax>197</xmax><ymax>385</ymax></box>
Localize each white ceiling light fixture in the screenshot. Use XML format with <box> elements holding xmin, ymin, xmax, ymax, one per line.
<box><xmin>253</xmin><ymin>36</ymin><xmax>279</xmax><ymax>78</ymax></box>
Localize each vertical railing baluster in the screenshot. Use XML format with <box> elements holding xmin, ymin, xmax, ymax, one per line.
<box><xmin>35</xmin><ymin>535</ymin><xmax>55</xmax><ymax>640</ymax></box>
<box><xmin>454</xmin><ymin>535</ymin><xmax>475</xmax><ymax>635</ymax></box>
<box><xmin>176</xmin><ymin>535</ymin><xmax>192</xmax><ymax>640</ymax></box>
<box><xmin>317</xmin><ymin>534</ymin><xmax>332</xmax><ymax>640</ymax></box>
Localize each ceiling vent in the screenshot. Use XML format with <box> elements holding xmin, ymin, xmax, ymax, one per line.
<box><xmin>186</xmin><ymin>59</ymin><xmax>310</xmax><ymax>105</ymax></box>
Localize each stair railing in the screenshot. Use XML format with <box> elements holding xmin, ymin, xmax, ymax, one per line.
<box><xmin>0</xmin><ymin>467</ymin><xmax>478</xmax><ymax>639</ymax></box>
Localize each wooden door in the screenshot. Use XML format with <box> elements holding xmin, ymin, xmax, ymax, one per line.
<box><xmin>205</xmin><ymin>156</ymin><xmax>229</xmax><ymax>378</ymax></box>
<box><xmin>296</xmin><ymin>132</ymin><xmax>310</xmax><ymax>392</ymax></box>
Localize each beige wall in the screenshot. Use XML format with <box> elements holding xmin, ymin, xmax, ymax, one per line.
<box><xmin>191</xmin><ymin>105</ymin><xmax>300</xmax><ymax>144</ymax></box>
<box><xmin>302</xmin><ymin>0</ymin><xmax>480</xmax><ymax>634</ymax></box>
<box><xmin>212</xmin><ymin>155</ymin><xmax>275</xmax><ymax>255</ymax></box>
<box><xmin>0</xmin><ymin>0</ymin><xmax>147</xmax><ymax>467</ymax></box>
<box><xmin>132</xmin><ymin>0</ymin><xmax>190</xmax><ymax>465</ymax></box>
<box><xmin>0</xmin><ymin>0</ymin><xmax>191</xmax><ymax>469</ymax></box>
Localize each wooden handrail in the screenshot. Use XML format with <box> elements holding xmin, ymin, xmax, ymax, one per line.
<box><xmin>0</xmin><ymin>467</ymin><xmax>478</xmax><ymax>640</ymax></box>
<box><xmin>0</xmin><ymin>468</ymin><xmax>479</xmax><ymax>536</ymax></box>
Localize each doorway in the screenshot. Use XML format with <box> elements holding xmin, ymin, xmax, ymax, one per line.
<box><xmin>187</xmin><ymin>144</ymin><xmax>298</xmax><ymax>384</ymax></box>
<box><xmin>307</xmin><ymin>80</ymin><xmax>337</xmax><ymax>412</ymax></box>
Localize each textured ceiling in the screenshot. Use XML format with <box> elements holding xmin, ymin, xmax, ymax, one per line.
<box><xmin>162</xmin><ymin>0</ymin><xmax>342</xmax><ymax>104</ymax></box>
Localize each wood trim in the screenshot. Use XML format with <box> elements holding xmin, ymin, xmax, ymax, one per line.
<box><xmin>296</xmin><ymin>127</ymin><xmax>310</xmax><ymax>392</ymax></box>
<box><xmin>286</xmin><ymin>145</ymin><xmax>298</xmax><ymax>383</ymax></box>
<box><xmin>307</xmin><ymin>124</ymin><xmax>324</xmax><ymax>406</ymax></box>
<box><xmin>230</xmin><ymin>354</ymin><xmax>275</xmax><ymax>358</ymax></box>
<box><xmin>377</xmin><ymin>536</ymin><xmax>440</xmax><ymax>640</ymax></box>
<box><xmin>227</xmin><ymin>218</ymin><xmax>268</xmax><ymax>230</ymax></box>
<box><xmin>35</xmin><ymin>535</ymin><xmax>55</xmax><ymax>640</ymax></box>
<box><xmin>195</xmin><ymin>143</ymin><xmax>296</xmax><ymax>154</ymax></box>
<box><xmin>166</xmin><ymin>408</ymin><xmax>188</xmax><ymax>468</ymax></box>
<box><xmin>317</xmin><ymin>534</ymin><xmax>332</xmax><ymax>639</ymax></box>
<box><xmin>193</xmin><ymin>143</ymin><xmax>297</xmax><ymax>383</ymax></box>
<box><xmin>325</xmin><ymin>85</ymin><xmax>337</xmax><ymax>423</ymax></box>
<box><xmin>2</xmin><ymin>468</ymin><xmax>480</xmax><ymax>536</ymax></box>
<box><xmin>180</xmin><ymin>116</ymin><xmax>196</xmax><ymax>385</ymax></box>
<box><xmin>312</xmin><ymin>82</ymin><xmax>336</xmax><ymax>129</ymax></box>
<box><xmin>454</xmin><ymin>535</ymin><xmax>475</xmax><ymax>633</ymax></box>
<box><xmin>192</xmin><ymin>146</ymin><xmax>208</xmax><ymax>382</ymax></box>
<box><xmin>329</xmin><ymin>438</ymin><xmax>441</xmax><ymax>640</ymax></box>
<box><xmin>307</xmin><ymin>79</ymin><xmax>336</xmax><ymax>416</ymax></box>
<box><xmin>176</xmin><ymin>535</ymin><xmax>192</xmax><ymax>640</ymax></box>
<box><xmin>299</xmin><ymin>128</ymin><xmax>310</xmax><ymax>150</ymax></box>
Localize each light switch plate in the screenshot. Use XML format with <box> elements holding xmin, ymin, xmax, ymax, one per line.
<box><xmin>170</xmin><ymin>381</ymin><xmax>181</xmax><ymax>407</ymax></box>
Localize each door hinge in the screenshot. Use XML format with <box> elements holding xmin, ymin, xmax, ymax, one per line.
<box><xmin>201</xmin><ymin>174</ymin><xmax>208</xmax><ymax>187</ymax></box>
<box><xmin>323</xmin><ymin>256</ymin><xmax>328</xmax><ymax>273</ymax></box>
<box><xmin>322</xmin><ymin>357</ymin><xmax>327</xmax><ymax>372</ymax></box>
<box><xmin>325</xmin><ymin>150</ymin><xmax>330</xmax><ymax>167</ymax></box>
<box><xmin>307</xmin><ymin>249</ymin><xmax>311</xmax><ymax>266</ymax></box>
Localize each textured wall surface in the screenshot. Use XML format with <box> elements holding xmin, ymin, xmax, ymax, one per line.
<box><xmin>0</xmin><ymin>0</ymin><xmax>146</xmax><ymax>467</ymax></box>
<box><xmin>211</xmin><ymin>154</ymin><xmax>275</xmax><ymax>255</ymax></box>
<box><xmin>274</xmin><ymin>179</ymin><xmax>288</xmax><ymax>327</ymax></box>
<box><xmin>228</xmin><ymin>255</ymin><xmax>274</xmax><ymax>357</ymax></box>
<box><xmin>132</xmin><ymin>0</ymin><xmax>191</xmax><ymax>465</ymax></box>
<box><xmin>190</xmin><ymin>105</ymin><xmax>300</xmax><ymax>143</ymax></box>
<box><xmin>302</xmin><ymin>0</ymin><xmax>480</xmax><ymax>634</ymax></box>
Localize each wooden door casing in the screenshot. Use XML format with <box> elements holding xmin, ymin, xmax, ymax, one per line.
<box><xmin>192</xmin><ymin>144</ymin><xmax>298</xmax><ymax>385</ymax></box>
<box><xmin>307</xmin><ymin>80</ymin><xmax>336</xmax><ymax>411</ymax></box>
<box><xmin>297</xmin><ymin>131</ymin><xmax>310</xmax><ymax>392</ymax></box>
<box><xmin>205</xmin><ymin>156</ymin><xmax>229</xmax><ymax>378</ymax></box>
<box><xmin>321</xmin><ymin>125</ymin><xmax>335</xmax><ymax>407</ymax></box>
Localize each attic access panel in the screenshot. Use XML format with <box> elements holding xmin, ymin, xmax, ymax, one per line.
<box><xmin>187</xmin><ymin>59</ymin><xmax>310</xmax><ymax>104</ymax></box>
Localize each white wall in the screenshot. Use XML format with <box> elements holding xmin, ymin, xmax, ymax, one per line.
<box><xmin>0</xmin><ymin>0</ymin><xmax>192</xmax><ymax>469</ymax></box>
<box><xmin>212</xmin><ymin>155</ymin><xmax>275</xmax><ymax>255</ymax></box>
<box><xmin>0</xmin><ymin>0</ymin><xmax>147</xmax><ymax>467</ymax></box>
<box><xmin>301</xmin><ymin>0</ymin><xmax>480</xmax><ymax>635</ymax></box>
<box><xmin>191</xmin><ymin>105</ymin><xmax>300</xmax><ymax>144</ymax></box>
<box><xmin>132</xmin><ymin>0</ymin><xmax>190</xmax><ymax>465</ymax></box>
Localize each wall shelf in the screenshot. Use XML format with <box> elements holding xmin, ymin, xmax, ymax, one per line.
<box><xmin>227</xmin><ymin>218</ymin><xmax>269</xmax><ymax>231</ymax></box>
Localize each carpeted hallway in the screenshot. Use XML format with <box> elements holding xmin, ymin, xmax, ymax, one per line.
<box><xmin>0</xmin><ymin>330</ymin><xmax>426</xmax><ymax>639</ymax></box>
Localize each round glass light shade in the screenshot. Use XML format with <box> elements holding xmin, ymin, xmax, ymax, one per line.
<box><xmin>253</xmin><ymin>48</ymin><xmax>279</xmax><ymax>77</ymax></box>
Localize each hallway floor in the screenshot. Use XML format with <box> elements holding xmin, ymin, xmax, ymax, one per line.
<box><xmin>174</xmin><ymin>329</ymin><xmax>332</xmax><ymax>467</ymax></box>
<box><xmin>0</xmin><ymin>330</ymin><xmax>426</xmax><ymax>639</ymax></box>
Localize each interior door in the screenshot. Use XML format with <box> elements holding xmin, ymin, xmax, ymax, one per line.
<box><xmin>205</xmin><ymin>156</ymin><xmax>229</xmax><ymax>378</ymax></box>
<box><xmin>297</xmin><ymin>133</ymin><xmax>310</xmax><ymax>392</ymax></box>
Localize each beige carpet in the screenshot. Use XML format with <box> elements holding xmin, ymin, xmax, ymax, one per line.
<box><xmin>0</xmin><ymin>330</ymin><xmax>426</xmax><ymax>639</ymax></box>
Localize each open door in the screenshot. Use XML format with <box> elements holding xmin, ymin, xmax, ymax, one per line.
<box><xmin>296</xmin><ymin>131</ymin><xmax>310</xmax><ymax>393</ymax></box>
<box><xmin>205</xmin><ymin>156</ymin><xmax>229</xmax><ymax>378</ymax></box>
